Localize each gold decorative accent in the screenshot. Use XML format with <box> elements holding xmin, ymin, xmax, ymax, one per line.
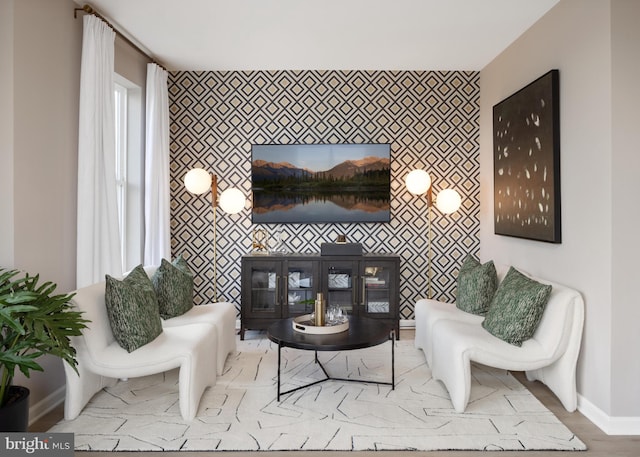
<box><xmin>314</xmin><ymin>293</ymin><xmax>326</xmax><ymax>326</ymax></box>
<box><xmin>252</xmin><ymin>229</ymin><xmax>269</xmax><ymax>255</ymax></box>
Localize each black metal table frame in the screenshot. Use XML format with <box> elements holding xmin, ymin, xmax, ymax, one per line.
<box><xmin>275</xmin><ymin>329</ymin><xmax>395</xmax><ymax>401</ymax></box>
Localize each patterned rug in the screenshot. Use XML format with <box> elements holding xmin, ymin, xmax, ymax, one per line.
<box><xmin>50</xmin><ymin>334</ymin><xmax>586</xmax><ymax>451</ymax></box>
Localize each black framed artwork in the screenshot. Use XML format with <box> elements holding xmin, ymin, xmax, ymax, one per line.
<box><xmin>493</xmin><ymin>69</ymin><xmax>561</xmax><ymax>243</ymax></box>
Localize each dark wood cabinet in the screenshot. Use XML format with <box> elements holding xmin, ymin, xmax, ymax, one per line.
<box><xmin>241</xmin><ymin>253</ymin><xmax>400</xmax><ymax>339</ymax></box>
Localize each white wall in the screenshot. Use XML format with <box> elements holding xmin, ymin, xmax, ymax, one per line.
<box><xmin>480</xmin><ymin>0</ymin><xmax>640</xmax><ymax>429</ymax></box>
<box><xmin>13</xmin><ymin>0</ymin><xmax>81</xmax><ymax>291</ymax></box>
<box><xmin>610</xmin><ymin>0</ymin><xmax>640</xmax><ymax>417</ymax></box>
<box><xmin>9</xmin><ymin>0</ymin><xmax>82</xmax><ymax>418</ymax></box>
<box><xmin>0</xmin><ymin>0</ymin><xmax>15</xmax><ymax>267</ymax></box>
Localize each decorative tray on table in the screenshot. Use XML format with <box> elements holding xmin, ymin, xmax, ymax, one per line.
<box><xmin>292</xmin><ymin>314</ymin><xmax>349</xmax><ymax>334</ymax></box>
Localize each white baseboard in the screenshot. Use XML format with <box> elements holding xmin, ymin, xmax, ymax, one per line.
<box><xmin>578</xmin><ymin>393</ymin><xmax>640</xmax><ymax>435</ymax></box>
<box><xmin>400</xmin><ymin>319</ymin><xmax>415</xmax><ymax>329</ymax></box>
<box><xmin>29</xmin><ymin>385</ymin><xmax>65</xmax><ymax>426</ymax></box>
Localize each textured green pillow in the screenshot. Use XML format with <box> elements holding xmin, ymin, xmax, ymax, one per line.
<box><xmin>482</xmin><ymin>267</ymin><xmax>552</xmax><ymax>346</ymax></box>
<box><xmin>456</xmin><ymin>255</ymin><xmax>498</xmax><ymax>315</ymax></box>
<box><xmin>152</xmin><ymin>256</ymin><xmax>194</xmax><ymax>319</ymax></box>
<box><xmin>105</xmin><ymin>265</ymin><xmax>163</xmax><ymax>352</ymax></box>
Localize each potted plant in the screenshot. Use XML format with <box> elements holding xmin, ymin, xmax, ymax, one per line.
<box><xmin>0</xmin><ymin>268</ymin><xmax>88</xmax><ymax>431</ymax></box>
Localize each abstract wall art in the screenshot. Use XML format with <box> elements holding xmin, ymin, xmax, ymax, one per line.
<box><xmin>493</xmin><ymin>69</ymin><xmax>561</xmax><ymax>243</ymax></box>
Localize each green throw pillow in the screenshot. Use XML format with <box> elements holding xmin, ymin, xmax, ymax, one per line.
<box><xmin>456</xmin><ymin>254</ymin><xmax>498</xmax><ymax>315</ymax></box>
<box><xmin>152</xmin><ymin>255</ymin><xmax>194</xmax><ymax>319</ymax></box>
<box><xmin>105</xmin><ymin>265</ymin><xmax>163</xmax><ymax>352</ymax></box>
<box><xmin>482</xmin><ymin>267</ymin><xmax>552</xmax><ymax>346</ymax></box>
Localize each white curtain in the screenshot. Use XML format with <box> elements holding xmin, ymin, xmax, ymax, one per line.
<box><xmin>76</xmin><ymin>15</ymin><xmax>122</xmax><ymax>288</ymax></box>
<box><xmin>143</xmin><ymin>63</ymin><xmax>171</xmax><ymax>265</ymax></box>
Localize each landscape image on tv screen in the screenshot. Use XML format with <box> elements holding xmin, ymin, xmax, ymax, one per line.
<box><xmin>251</xmin><ymin>144</ymin><xmax>391</xmax><ymax>224</ymax></box>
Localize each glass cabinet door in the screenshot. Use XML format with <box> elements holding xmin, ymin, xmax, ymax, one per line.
<box><xmin>322</xmin><ymin>260</ymin><xmax>358</xmax><ymax>316</ymax></box>
<box><xmin>283</xmin><ymin>260</ymin><xmax>318</xmax><ymax>317</ymax></box>
<box><xmin>360</xmin><ymin>260</ymin><xmax>396</xmax><ymax>319</ymax></box>
<box><xmin>246</xmin><ymin>260</ymin><xmax>281</xmax><ymax>319</ymax></box>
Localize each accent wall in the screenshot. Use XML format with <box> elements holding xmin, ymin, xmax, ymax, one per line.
<box><xmin>168</xmin><ymin>70</ymin><xmax>480</xmax><ymax>319</ymax></box>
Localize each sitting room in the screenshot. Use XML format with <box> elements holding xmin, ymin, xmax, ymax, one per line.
<box><xmin>1</xmin><ymin>0</ymin><xmax>639</xmax><ymax>455</ymax></box>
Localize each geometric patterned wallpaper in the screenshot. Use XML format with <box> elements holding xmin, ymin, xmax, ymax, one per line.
<box><xmin>168</xmin><ymin>70</ymin><xmax>480</xmax><ymax>320</ymax></box>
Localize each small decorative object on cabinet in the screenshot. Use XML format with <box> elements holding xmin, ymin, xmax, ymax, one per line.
<box><xmin>320</xmin><ymin>242</ymin><xmax>363</xmax><ymax>256</ymax></box>
<box><xmin>270</xmin><ymin>230</ymin><xmax>288</xmax><ymax>254</ymax></box>
<box><xmin>251</xmin><ymin>228</ymin><xmax>269</xmax><ymax>255</ymax></box>
<box><xmin>241</xmin><ymin>252</ymin><xmax>400</xmax><ymax>339</ymax></box>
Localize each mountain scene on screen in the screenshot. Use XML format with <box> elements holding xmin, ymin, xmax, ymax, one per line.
<box><xmin>252</xmin><ymin>156</ymin><xmax>390</xmax><ymax>220</ymax></box>
<box><xmin>252</xmin><ymin>156</ymin><xmax>390</xmax><ymax>186</ymax></box>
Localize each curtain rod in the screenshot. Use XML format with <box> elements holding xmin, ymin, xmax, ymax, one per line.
<box><xmin>74</xmin><ymin>4</ymin><xmax>168</xmax><ymax>71</ymax></box>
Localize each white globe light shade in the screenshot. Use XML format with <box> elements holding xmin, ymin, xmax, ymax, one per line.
<box><xmin>435</xmin><ymin>188</ymin><xmax>462</xmax><ymax>214</ymax></box>
<box><xmin>219</xmin><ymin>188</ymin><xmax>245</xmax><ymax>214</ymax></box>
<box><xmin>184</xmin><ymin>168</ymin><xmax>212</xmax><ymax>195</ymax></box>
<box><xmin>405</xmin><ymin>169</ymin><xmax>431</xmax><ymax>195</ymax></box>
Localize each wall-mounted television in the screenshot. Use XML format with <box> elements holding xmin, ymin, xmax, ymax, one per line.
<box><xmin>251</xmin><ymin>143</ymin><xmax>391</xmax><ymax>224</ymax></box>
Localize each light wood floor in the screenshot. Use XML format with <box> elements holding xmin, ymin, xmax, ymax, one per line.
<box><xmin>31</xmin><ymin>330</ymin><xmax>639</xmax><ymax>456</ymax></box>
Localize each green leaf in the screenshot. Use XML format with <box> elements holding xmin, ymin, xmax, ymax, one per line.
<box><xmin>0</xmin><ymin>267</ymin><xmax>89</xmax><ymax>407</ymax></box>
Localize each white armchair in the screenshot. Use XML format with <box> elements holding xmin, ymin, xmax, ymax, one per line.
<box><xmin>416</xmin><ymin>264</ymin><xmax>584</xmax><ymax>413</ymax></box>
<box><xmin>143</xmin><ymin>266</ymin><xmax>237</xmax><ymax>375</ymax></box>
<box><xmin>63</xmin><ymin>266</ymin><xmax>237</xmax><ymax>421</ymax></box>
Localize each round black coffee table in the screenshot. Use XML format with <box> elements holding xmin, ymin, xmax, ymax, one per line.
<box><xmin>267</xmin><ymin>316</ymin><xmax>395</xmax><ymax>401</ymax></box>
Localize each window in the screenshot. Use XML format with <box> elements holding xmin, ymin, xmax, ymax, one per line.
<box><xmin>114</xmin><ymin>75</ymin><xmax>143</xmax><ymax>272</ymax></box>
<box><xmin>114</xmin><ymin>82</ymin><xmax>128</xmax><ymax>265</ymax></box>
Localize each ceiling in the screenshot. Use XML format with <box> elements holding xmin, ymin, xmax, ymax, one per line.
<box><xmin>78</xmin><ymin>0</ymin><xmax>560</xmax><ymax>71</ymax></box>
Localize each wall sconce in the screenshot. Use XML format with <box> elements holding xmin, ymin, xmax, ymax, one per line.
<box><xmin>184</xmin><ymin>167</ymin><xmax>245</xmax><ymax>302</ymax></box>
<box><xmin>405</xmin><ymin>169</ymin><xmax>462</xmax><ymax>299</ymax></box>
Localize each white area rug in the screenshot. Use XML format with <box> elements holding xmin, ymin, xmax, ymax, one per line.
<box><xmin>50</xmin><ymin>335</ymin><xmax>586</xmax><ymax>451</ymax></box>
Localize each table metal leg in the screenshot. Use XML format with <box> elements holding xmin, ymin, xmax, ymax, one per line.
<box><xmin>275</xmin><ymin>330</ymin><xmax>396</xmax><ymax>401</ymax></box>
<box><xmin>391</xmin><ymin>329</ymin><xmax>395</xmax><ymax>390</ymax></box>
<box><xmin>277</xmin><ymin>342</ymin><xmax>282</xmax><ymax>401</ymax></box>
